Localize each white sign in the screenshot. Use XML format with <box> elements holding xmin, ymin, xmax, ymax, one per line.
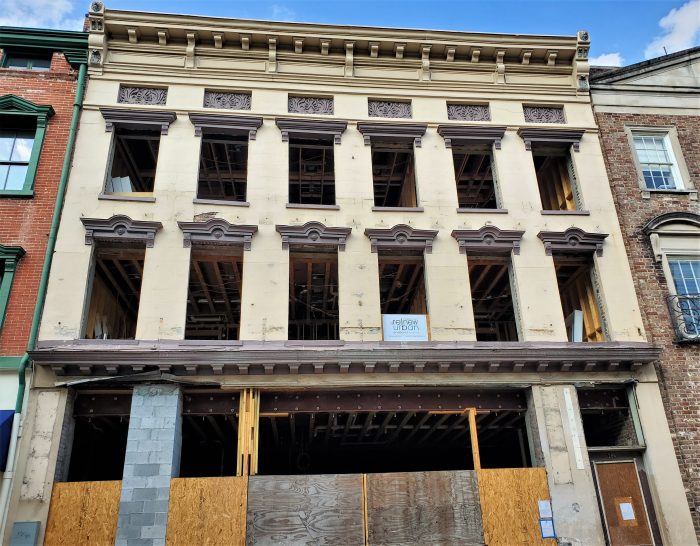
<box><xmin>538</xmin><ymin>499</ymin><xmax>553</xmax><ymax>519</ymax></box>
<box><xmin>540</xmin><ymin>519</ymin><xmax>556</xmax><ymax>539</ymax></box>
<box><xmin>382</xmin><ymin>314</ymin><xmax>429</xmax><ymax>341</ymax></box>
<box><xmin>619</xmin><ymin>502</ymin><xmax>636</xmax><ymax>521</ymax></box>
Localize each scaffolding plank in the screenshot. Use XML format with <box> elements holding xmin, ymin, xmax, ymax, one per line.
<box><xmin>366</xmin><ymin>470</ymin><xmax>483</xmax><ymax>545</ymax></box>
<box><xmin>246</xmin><ymin>474</ymin><xmax>364</xmax><ymax>545</ymax></box>
<box><xmin>166</xmin><ymin>477</ymin><xmax>247</xmax><ymax>546</ymax></box>
<box><xmin>44</xmin><ymin>481</ymin><xmax>121</xmax><ymax>546</ymax></box>
<box><xmin>478</xmin><ymin>467</ymin><xmax>555</xmax><ymax>546</ymax></box>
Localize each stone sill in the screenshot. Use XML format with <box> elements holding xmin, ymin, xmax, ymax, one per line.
<box><xmin>540</xmin><ymin>210</ymin><xmax>590</xmax><ymax>216</ymax></box>
<box><xmin>372</xmin><ymin>206</ymin><xmax>424</xmax><ymax>212</ymax></box>
<box><xmin>193</xmin><ymin>198</ymin><xmax>250</xmax><ymax>207</ymax></box>
<box><xmin>457</xmin><ymin>208</ymin><xmax>508</xmax><ymax>214</ymax></box>
<box><xmin>641</xmin><ymin>189</ymin><xmax>697</xmax><ymax>200</ymax></box>
<box><xmin>98</xmin><ymin>193</ymin><xmax>156</xmax><ymax>203</ymax></box>
<box><xmin>286</xmin><ymin>203</ymin><xmax>340</xmax><ymax>210</ymax></box>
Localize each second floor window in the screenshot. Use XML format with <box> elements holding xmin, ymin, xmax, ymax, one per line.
<box><xmin>372</xmin><ymin>142</ymin><xmax>417</xmax><ymax>207</ymax></box>
<box><xmin>452</xmin><ymin>145</ymin><xmax>498</xmax><ymax>209</ymax></box>
<box><xmin>289</xmin><ymin>136</ymin><xmax>335</xmax><ymax>206</ymax></box>
<box><xmin>197</xmin><ymin>133</ymin><xmax>248</xmax><ymax>201</ymax></box>
<box><xmin>533</xmin><ymin>145</ymin><xmax>581</xmax><ymax>211</ymax></box>
<box><xmin>632</xmin><ymin>133</ymin><xmax>682</xmax><ymax>190</ymax></box>
<box><xmin>0</xmin><ymin>129</ymin><xmax>34</xmax><ymax>191</ymax></box>
<box><xmin>106</xmin><ymin>127</ymin><xmax>161</xmax><ymax>194</ymax></box>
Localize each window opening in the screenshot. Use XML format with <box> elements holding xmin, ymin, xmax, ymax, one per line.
<box><xmin>197</xmin><ymin>133</ymin><xmax>248</xmax><ymax>201</ymax></box>
<box><xmin>553</xmin><ymin>254</ymin><xmax>604</xmax><ymax>342</ymax></box>
<box><xmin>633</xmin><ymin>133</ymin><xmax>681</xmax><ymax>190</ymax></box>
<box><xmin>289</xmin><ymin>136</ymin><xmax>335</xmax><ymax>205</ymax></box>
<box><xmin>452</xmin><ymin>145</ymin><xmax>497</xmax><ymax>208</ymax></box>
<box><xmin>0</xmin><ymin>126</ymin><xmax>35</xmax><ymax>191</ymax></box>
<box><xmin>185</xmin><ymin>248</ymin><xmax>243</xmax><ymax>340</ymax></box>
<box><xmin>105</xmin><ymin>127</ymin><xmax>161</xmax><ymax>194</ymax></box>
<box><xmin>371</xmin><ymin>142</ymin><xmax>417</xmax><ymax>207</ymax></box>
<box><xmin>469</xmin><ymin>256</ymin><xmax>518</xmax><ymax>341</ymax></box>
<box><xmin>83</xmin><ymin>245</ymin><xmax>145</xmax><ymax>339</ymax></box>
<box><xmin>3</xmin><ymin>51</ymin><xmax>52</xmax><ymax>70</ymax></box>
<box><xmin>288</xmin><ymin>249</ymin><xmax>339</xmax><ymax>340</ymax></box>
<box><xmin>668</xmin><ymin>258</ymin><xmax>700</xmax><ymax>338</ymax></box>
<box><xmin>378</xmin><ymin>253</ymin><xmax>426</xmax><ymax>314</ymax></box>
<box><xmin>532</xmin><ymin>145</ymin><xmax>579</xmax><ymax>211</ymax></box>
<box><xmin>578</xmin><ymin>389</ymin><xmax>642</xmax><ymax>448</ymax></box>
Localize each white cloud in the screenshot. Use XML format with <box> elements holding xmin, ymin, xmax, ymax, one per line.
<box><xmin>645</xmin><ymin>0</ymin><xmax>700</xmax><ymax>59</ymax></box>
<box><xmin>271</xmin><ymin>4</ymin><xmax>297</xmax><ymax>21</ymax></box>
<box><xmin>588</xmin><ymin>52</ymin><xmax>625</xmax><ymax>66</ymax></box>
<box><xmin>0</xmin><ymin>0</ymin><xmax>83</xmax><ymax>30</ymax></box>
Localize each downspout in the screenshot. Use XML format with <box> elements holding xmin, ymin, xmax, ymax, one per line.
<box><xmin>0</xmin><ymin>62</ymin><xmax>87</xmax><ymax>533</ymax></box>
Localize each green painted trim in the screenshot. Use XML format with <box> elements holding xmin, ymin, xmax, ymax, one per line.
<box><xmin>0</xmin><ymin>189</ymin><xmax>34</xmax><ymax>198</ymax></box>
<box><xmin>0</xmin><ymin>245</ymin><xmax>25</xmax><ymax>330</ymax></box>
<box><xmin>0</xmin><ymin>27</ymin><xmax>88</xmax><ymax>67</ymax></box>
<box><xmin>0</xmin><ymin>357</ymin><xmax>23</xmax><ymax>370</ymax></box>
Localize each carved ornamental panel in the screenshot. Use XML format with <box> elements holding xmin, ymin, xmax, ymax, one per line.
<box><xmin>288</xmin><ymin>96</ymin><xmax>334</xmax><ymax>115</ymax></box>
<box><xmin>368</xmin><ymin>100</ymin><xmax>412</xmax><ymax>119</ymax></box>
<box><xmin>117</xmin><ymin>86</ymin><xmax>167</xmax><ymax>106</ymax></box>
<box><xmin>523</xmin><ymin>106</ymin><xmax>565</xmax><ymax>124</ymax></box>
<box><xmin>447</xmin><ymin>104</ymin><xmax>490</xmax><ymax>122</ymax></box>
<box><xmin>203</xmin><ymin>91</ymin><xmax>252</xmax><ymax>110</ymax></box>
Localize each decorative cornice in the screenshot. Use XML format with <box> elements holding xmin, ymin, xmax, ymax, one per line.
<box><xmin>0</xmin><ymin>244</ymin><xmax>26</xmax><ymax>263</ymax></box>
<box><xmin>188</xmin><ymin>113</ymin><xmax>263</xmax><ymax>138</ymax></box>
<box><xmin>288</xmin><ymin>95</ymin><xmax>334</xmax><ymax>115</ymax></box>
<box><xmin>451</xmin><ymin>226</ymin><xmax>525</xmax><ymax>255</ymax></box>
<box><xmin>523</xmin><ymin>105</ymin><xmax>566</xmax><ymax>124</ymax></box>
<box><xmin>81</xmin><ymin>215</ymin><xmax>163</xmax><ymax>248</ymax></box>
<box><xmin>368</xmin><ymin>100</ymin><xmax>412</xmax><ymax>119</ymax></box>
<box><xmin>517</xmin><ymin>128</ymin><xmax>584</xmax><ymax>151</ymax></box>
<box><xmin>437</xmin><ymin>125</ymin><xmax>506</xmax><ymax>149</ymax></box>
<box><xmin>275</xmin><ymin>118</ymin><xmax>348</xmax><ymax>145</ymax></box>
<box><xmin>276</xmin><ymin>221</ymin><xmax>352</xmax><ymax>250</ymax></box>
<box><xmin>178</xmin><ymin>219</ymin><xmax>258</xmax><ymax>250</ymax></box>
<box><xmin>100</xmin><ymin>108</ymin><xmax>177</xmax><ymax>135</ymax></box>
<box><xmin>0</xmin><ymin>95</ymin><xmax>55</xmax><ymax>122</ymax></box>
<box><xmin>642</xmin><ymin>212</ymin><xmax>700</xmax><ymax>234</ymax></box>
<box><xmin>357</xmin><ymin>122</ymin><xmax>427</xmax><ymax>147</ymax></box>
<box><xmin>447</xmin><ymin>104</ymin><xmax>490</xmax><ymax>122</ymax></box>
<box><xmin>32</xmin><ymin>339</ymin><xmax>660</xmax><ymax>377</ymax></box>
<box><xmin>117</xmin><ymin>86</ymin><xmax>167</xmax><ymax>105</ymax></box>
<box><xmin>364</xmin><ymin>224</ymin><xmax>438</xmax><ymax>254</ymax></box>
<box><xmin>203</xmin><ymin>91</ymin><xmax>251</xmax><ymax>110</ymax></box>
<box><xmin>538</xmin><ymin>227</ymin><xmax>608</xmax><ymax>257</ymax></box>
<box><xmin>0</xmin><ymin>27</ymin><xmax>88</xmax><ymax>66</ymax></box>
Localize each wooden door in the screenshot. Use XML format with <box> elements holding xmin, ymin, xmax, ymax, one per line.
<box><xmin>594</xmin><ymin>461</ymin><xmax>653</xmax><ymax>546</ymax></box>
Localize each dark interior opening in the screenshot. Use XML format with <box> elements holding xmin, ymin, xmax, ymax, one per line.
<box><xmin>106</xmin><ymin>127</ymin><xmax>161</xmax><ymax>193</ymax></box>
<box><xmin>378</xmin><ymin>253</ymin><xmax>426</xmax><ymax>314</ymax></box>
<box><xmin>67</xmin><ymin>415</ymin><xmax>129</xmax><ymax>481</ymax></box>
<box><xmin>371</xmin><ymin>141</ymin><xmax>417</xmax><ymax>207</ymax></box>
<box><xmin>452</xmin><ymin>145</ymin><xmax>497</xmax><ymax>208</ymax></box>
<box><xmin>185</xmin><ymin>248</ymin><xmax>243</xmax><ymax>340</ymax></box>
<box><xmin>289</xmin><ymin>137</ymin><xmax>335</xmax><ymax>205</ymax></box>
<box><xmin>578</xmin><ymin>389</ymin><xmax>640</xmax><ymax>447</ymax></box>
<box><xmin>197</xmin><ymin>133</ymin><xmax>248</xmax><ymax>201</ymax></box>
<box><xmin>4</xmin><ymin>50</ymin><xmax>52</xmax><ymax>70</ymax></box>
<box><xmin>468</xmin><ymin>256</ymin><xmax>518</xmax><ymax>341</ymax></box>
<box><xmin>553</xmin><ymin>254</ymin><xmax>604</xmax><ymax>342</ymax></box>
<box><xmin>289</xmin><ymin>248</ymin><xmax>339</xmax><ymax>340</ymax></box>
<box><xmin>532</xmin><ymin>145</ymin><xmax>578</xmax><ymax>211</ymax></box>
<box><xmin>84</xmin><ymin>245</ymin><xmax>145</xmax><ymax>340</ymax></box>
<box><xmin>180</xmin><ymin>414</ymin><xmax>239</xmax><ymax>477</ymax></box>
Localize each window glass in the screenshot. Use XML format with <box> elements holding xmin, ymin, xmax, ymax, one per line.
<box><xmin>4</xmin><ymin>53</ymin><xmax>51</xmax><ymax>70</ymax></box>
<box><xmin>633</xmin><ymin>134</ymin><xmax>679</xmax><ymax>190</ymax></box>
<box><xmin>0</xmin><ymin>130</ymin><xmax>35</xmax><ymax>191</ymax></box>
<box><xmin>669</xmin><ymin>258</ymin><xmax>700</xmax><ymax>338</ymax></box>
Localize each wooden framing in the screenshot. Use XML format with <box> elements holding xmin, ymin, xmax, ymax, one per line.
<box><xmin>554</xmin><ymin>255</ymin><xmax>605</xmax><ymax>342</ymax></box>
<box><xmin>237</xmin><ymin>388</ymin><xmax>260</xmax><ymax>476</ymax></box>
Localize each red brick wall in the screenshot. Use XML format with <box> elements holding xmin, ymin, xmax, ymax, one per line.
<box><xmin>595</xmin><ymin>110</ymin><xmax>700</xmax><ymax>532</ymax></box>
<box><xmin>0</xmin><ymin>51</ymin><xmax>78</xmax><ymax>356</ymax></box>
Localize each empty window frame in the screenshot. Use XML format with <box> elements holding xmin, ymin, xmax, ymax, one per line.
<box><xmin>452</xmin><ymin>145</ymin><xmax>498</xmax><ymax>208</ymax></box>
<box><xmin>553</xmin><ymin>255</ymin><xmax>605</xmax><ymax>342</ymax></box>
<box><xmin>105</xmin><ymin>127</ymin><xmax>161</xmax><ymax>194</ymax></box>
<box><xmin>378</xmin><ymin>253</ymin><xmax>427</xmax><ymax>314</ymax></box>
<box><xmin>289</xmin><ymin>249</ymin><xmax>339</xmax><ymax>340</ymax></box>
<box><xmin>532</xmin><ymin>145</ymin><xmax>580</xmax><ymax>211</ymax></box>
<box><xmin>185</xmin><ymin>248</ymin><xmax>244</xmax><ymax>340</ymax></box>
<box><xmin>289</xmin><ymin>136</ymin><xmax>335</xmax><ymax>205</ymax></box>
<box><xmin>468</xmin><ymin>256</ymin><xmax>518</xmax><ymax>341</ymax></box>
<box><xmin>197</xmin><ymin>133</ymin><xmax>248</xmax><ymax>201</ymax></box>
<box><xmin>83</xmin><ymin>246</ymin><xmax>145</xmax><ymax>339</ymax></box>
<box><xmin>578</xmin><ymin>388</ymin><xmax>643</xmax><ymax>448</ymax></box>
<box><xmin>371</xmin><ymin>142</ymin><xmax>417</xmax><ymax>207</ymax></box>
<box><xmin>632</xmin><ymin>132</ymin><xmax>683</xmax><ymax>190</ymax></box>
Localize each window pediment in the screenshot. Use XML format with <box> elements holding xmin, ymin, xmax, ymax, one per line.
<box><xmin>538</xmin><ymin>227</ymin><xmax>608</xmax><ymax>256</ymax></box>
<box><xmin>189</xmin><ymin>113</ymin><xmax>263</xmax><ymax>139</ymax></box>
<box><xmin>364</xmin><ymin>224</ymin><xmax>438</xmax><ymax>253</ymax></box>
<box><xmin>357</xmin><ymin>122</ymin><xmax>427</xmax><ymax>147</ymax></box>
<box><xmin>178</xmin><ymin>219</ymin><xmax>258</xmax><ymax>250</ymax></box>
<box><xmin>81</xmin><ymin>215</ymin><xmax>163</xmax><ymax>247</ymax></box>
<box><xmin>437</xmin><ymin>125</ymin><xmax>506</xmax><ymax>149</ymax></box>
<box><xmin>275</xmin><ymin>118</ymin><xmax>348</xmax><ymax>145</ymax></box>
<box><xmin>276</xmin><ymin>221</ymin><xmax>351</xmax><ymax>250</ymax></box>
<box><xmin>100</xmin><ymin>108</ymin><xmax>177</xmax><ymax>135</ymax></box>
<box><xmin>451</xmin><ymin>226</ymin><xmax>524</xmax><ymax>255</ymax></box>
<box><xmin>518</xmin><ymin>128</ymin><xmax>584</xmax><ymax>152</ymax></box>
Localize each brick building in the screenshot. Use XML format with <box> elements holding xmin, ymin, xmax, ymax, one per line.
<box><xmin>591</xmin><ymin>47</ymin><xmax>700</xmax><ymax>534</ymax></box>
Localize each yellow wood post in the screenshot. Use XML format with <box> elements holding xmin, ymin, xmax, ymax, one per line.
<box><xmin>469</xmin><ymin>408</ymin><xmax>481</xmax><ymax>471</ymax></box>
<box><xmin>237</xmin><ymin>388</ymin><xmax>260</xmax><ymax>476</ymax></box>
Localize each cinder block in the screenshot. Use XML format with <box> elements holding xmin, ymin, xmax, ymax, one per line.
<box><xmin>130</xmin><ymin>512</ymin><xmax>156</xmax><ymax>527</ymax></box>
<box><xmin>142</xmin><ymin>500</ymin><xmax>170</xmax><ymax>513</ymax></box>
<box><xmin>119</xmin><ymin>500</ymin><xmax>145</xmax><ymax>515</ymax></box>
<box><xmin>133</xmin><ymin>463</ymin><xmax>161</xmax><ymax>477</ymax></box>
<box><xmin>140</xmin><ymin>525</ymin><xmax>167</xmax><ymax>539</ymax></box>
<box><xmin>132</xmin><ymin>488</ymin><xmax>158</xmax><ymax>501</ymax></box>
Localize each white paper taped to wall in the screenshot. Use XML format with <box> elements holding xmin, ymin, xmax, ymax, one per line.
<box><xmin>538</xmin><ymin>499</ymin><xmax>553</xmax><ymax>519</ymax></box>
<box><xmin>620</xmin><ymin>502</ymin><xmax>636</xmax><ymax>521</ymax></box>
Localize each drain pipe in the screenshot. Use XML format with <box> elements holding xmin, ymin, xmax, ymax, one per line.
<box><xmin>0</xmin><ymin>61</ymin><xmax>87</xmax><ymax>534</ymax></box>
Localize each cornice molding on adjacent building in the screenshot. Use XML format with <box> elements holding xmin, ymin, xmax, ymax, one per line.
<box><xmin>589</xmin><ymin>46</ymin><xmax>700</xmax><ymax>85</ymax></box>
<box><xmin>642</xmin><ymin>212</ymin><xmax>700</xmax><ymax>235</ymax></box>
<box><xmin>517</xmin><ymin>127</ymin><xmax>585</xmax><ymax>151</ymax></box>
<box><xmin>364</xmin><ymin>224</ymin><xmax>438</xmax><ymax>254</ymax></box>
<box><xmin>81</xmin><ymin>215</ymin><xmax>163</xmax><ymax>247</ymax></box>
<box><xmin>100</xmin><ymin>107</ymin><xmax>178</xmax><ymax>134</ymax></box>
<box><xmin>538</xmin><ymin>227</ymin><xmax>608</xmax><ymax>256</ymax></box>
<box><xmin>437</xmin><ymin>125</ymin><xmax>506</xmax><ymax>149</ymax></box>
<box><xmin>177</xmin><ymin>219</ymin><xmax>258</xmax><ymax>249</ymax></box>
<box><xmin>451</xmin><ymin>226</ymin><xmax>525</xmax><ymax>255</ymax></box>
<box><xmin>275</xmin><ymin>118</ymin><xmax>348</xmax><ymax>144</ymax></box>
<box><xmin>276</xmin><ymin>221</ymin><xmax>352</xmax><ymax>250</ymax></box>
<box><xmin>31</xmin><ymin>339</ymin><xmax>661</xmax><ymax>377</ymax></box>
<box><xmin>0</xmin><ymin>26</ymin><xmax>88</xmax><ymax>66</ymax></box>
<box><xmin>188</xmin><ymin>112</ymin><xmax>263</xmax><ymax>138</ymax></box>
<box><xmin>357</xmin><ymin>122</ymin><xmax>427</xmax><ymax>147</ymax></box>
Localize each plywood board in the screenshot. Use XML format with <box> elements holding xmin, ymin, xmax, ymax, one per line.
<box><xmin>478</xmin><ymin>468</ymin><xmax>556</xmax><ymax>546</ymax></box>
<box><xmin>366</xmin><ymin>470</ymin><xmax>483</xmax><ymax>545</ymax></box>
<box><xmin>44</xmin><ymin>481</ymin><xmax>121</xmax><ymax>546</ymax></box>
<box><xmin>166</xmin><ymin>476</ymin><xmax>247</xmax><ymax>546</ymax></box>
<box><xmin>246</xmin><ymin>474</ymin><xmax>364</xmax><ymax>545</ymax></box>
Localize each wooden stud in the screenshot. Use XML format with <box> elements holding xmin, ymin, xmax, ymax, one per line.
<box><xmin>469</xmin><ymin>408</ymin><xmax>481</xmax><ymax>470</ymax></box>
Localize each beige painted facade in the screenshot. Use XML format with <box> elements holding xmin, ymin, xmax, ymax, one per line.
<box><xmin>5</xmin><ymin>5</ymin><xmax>697</xmax><ymax>546</ymax></box>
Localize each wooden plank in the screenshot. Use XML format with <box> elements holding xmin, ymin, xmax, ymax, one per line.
<box><xmin>166</xmin><ymin>477</ymin><xmax>247</xmax><ymax>546</ymax></box>
<box><xmin>469</xmin><ymin>408</ymin><xmax>481</xmax><ymax>471</ymax></box>
<box><xmin>44</xmin><ymin>481</ymin><xmax>121</xmax><ymax>546</ymax></box>
<box><xmin>366</xmin><ymin>470</ymin><xmax>483</xmax><ymax>545</ymax></box>
<box><xmin>477</xmin><ymin>467</ymin><xmax>555</xmax><ymax>546</ymax></box>
<box><xmin>246</xmin><ymin>474</ymin><xmax>364</xmax><ymax>546</ymax></box>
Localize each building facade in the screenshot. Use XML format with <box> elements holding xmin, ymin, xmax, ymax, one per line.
<box><xmin>591</xmin><ymin>47</ymin><xmax>700</xmax><ymax>535</ymax></box>
<box><xmin>4</xmin><ymin>5</ymin><xmax>697</xmax><ymax>545</ymax></box>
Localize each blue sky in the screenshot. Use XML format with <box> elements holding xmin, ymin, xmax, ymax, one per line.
<box><xmin>2</xmin><ymin>0</ymin><xmax>699</xmax><ymax>66</ymax></box>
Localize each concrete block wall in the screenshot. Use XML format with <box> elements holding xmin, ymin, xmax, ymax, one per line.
<box><xmin>116</xmin><ymin>384</ymin><xmax>182</xmax><ymax>546</ymax></box>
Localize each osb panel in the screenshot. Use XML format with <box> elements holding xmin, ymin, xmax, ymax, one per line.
<box><xmin>246</xmin><ymin>474</ymin><xmax>364</xmax><ymax>546</ymax></box>
<box><xmin>166</xmin><ymin>476</ymin><xmax>247</xmax><ymax>546</ymax></box>
<box><xmin>478</xmin><ymin>468</ymin><xmax>555</xmax><ymax>546</ymax></box>
<box><xmin>44</xmin><ymin>481</ymin><xmax>121</xmax><ymax>546</ymax></box>
<box><xmin>366</xmin><ymin>470</ymin><xmax>483</xmax><ymax>545</ymax></box>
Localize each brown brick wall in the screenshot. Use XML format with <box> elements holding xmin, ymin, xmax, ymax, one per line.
<box><xmin>595</xmin><ymin>110</ymin><xmax>700</xmax><ymax>532</ymax></box>
<box><xmin>0</xmin><ymin>51</ymin><xmax>79</xmax><ymax>356</ymax></box>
